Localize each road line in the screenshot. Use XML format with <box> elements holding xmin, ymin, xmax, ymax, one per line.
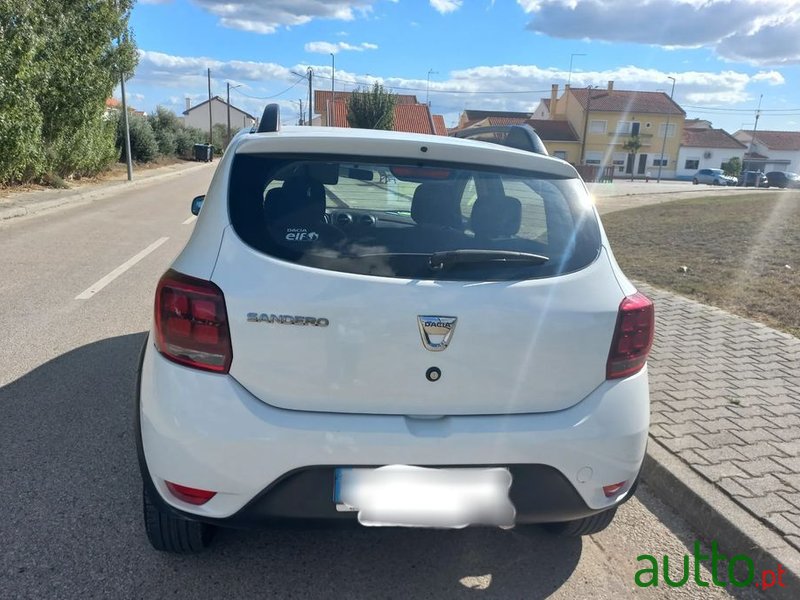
<box><xmin>75</xmin><ymin>237</ymin><xmax>169</xmax><ymax>300</ymax></box>
<box><xmin>182</xmin><ymin>215</ymin><xmax>197</xmax><ymax>225</ymax></box>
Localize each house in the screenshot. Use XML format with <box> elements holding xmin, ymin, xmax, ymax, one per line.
<box><xmin>457</xmin><ymin>115</ymin><xmax>580</xmax><ymax>163</ymax></box>
<box><xmin>547</xmin><ymin>81</ymin><xmax>686</xmax><ymax>178</ymax></box>
<box><xmin>314</xmin><ymin>90</ymin><xmax>446</xmax><ymax>135</ymax></box>
<box><xmin>532</xmin><ymin>98</ymin><xmax>551</xmax><ymax>119</ymax></box>
<box><xmin>104</xmin><ymin>97</ymin><xmax>146</xmax><ymax>120</ymax></box>
<box><xmin>732</xmin><ymin>130</ymin><xmax>800</xmax><ymax>173</ymax></box>
<box><xmin>457</xmin><ymin>109</ymin><xmax>534</xmax><ymax>130</ymax></box>
<box><xmin>676</xmin><ymin>127</ymin><xmax>746</xmax><ymax>180</ymax></box>
<box><xmin>313</xmin><ymin>90</ymin><xmax>420</xmax><ymax>127</ymax></box>
<box><xmin>182</xmin><ymin>96</ymin><xmax>256</xmax><ymax>131</ymax></box>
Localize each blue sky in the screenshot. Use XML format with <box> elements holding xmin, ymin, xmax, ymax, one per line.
<box><xmin>126</xmin><ymin>0</ymin><xmax>800</xmax><ymax>133</ymax></box>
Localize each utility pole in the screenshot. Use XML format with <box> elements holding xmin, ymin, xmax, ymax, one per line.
<box><xmin>749</xmin><ymin>94</ymin><xmax>763</xmax><ymax>181</ymax></box>
<box><xmin>298</xmin><ymin>99</ymin><xmax>304</xmax><ymax>125</ymax></box>
<box><xmin>426</xmin><ymin>69</ymin><xmax>438</xmax><ymax>106</ymax></box>
<box><xmin>580</xmin><ymin>86</ymin><xmax>595</xmax><ymax>166</ymax></box>
<box><xmin>657</xmin><ymin>76</ymin><xmax>676</xmax><ymax>183</ymax></box>
<box><xmin>226</xmin><ymin>82</ymin><xmax>242</xmax><ymax>147</ymax></box>
<box><xmin>330</xmin><ymin>53</ymin><xmax>335</xmax><ymax>102</ymax></box>
<box><xmin>207</xmin><ymin>68</ymin><xmax>213</xmax><ymax>146</ymax></box>
<box><xmin>567</xmin><ymin>53</ymin><xmax>586</xmax><ymax>87</ymax></box>
<box><xmin>308</xmin><ymin>67</ymin><xmax>313</xmax><ymax>126</ymax></box>
<box><xmin>119</xmin><ymin>68</ymin><xmax>133</xmax><ymax>181</ymax></box>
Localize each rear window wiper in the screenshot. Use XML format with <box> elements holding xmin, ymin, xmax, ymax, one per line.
<box><xmin>428</xmin><ymin>250</ymin><xmax>549</xmax><ymax>271</ymax></box>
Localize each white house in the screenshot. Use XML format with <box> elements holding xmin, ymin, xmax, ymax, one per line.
<box><xmin>676</xmin><ymin>127</ymin><xmax>746</xmax><ymax>180</ymax></box>
<box><xmin>182</xmin><ymin>96</ymin><xmax>256</xmax><ymax>131</ymax></box>
<box><xmin>733</xmin><ymin>130</ymin><xmax>800</xmax><ymax>173</ymax></box>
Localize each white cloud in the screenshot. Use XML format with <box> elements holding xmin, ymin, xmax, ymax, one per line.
<box><xmin>516</xmin><ymin>0</ymin><xmax>800</xmax><ymax>66</ymax></box>
<box><xmin>191</xmin><ymin>0</ymin><xmax>376</xmax><ymax>34</ymax></box>
<box><xmin>430</xmin><ymin>0</ymin><xmax>462</xmax><ymax>14</ymax></box>
<box><xmin>130</xmin><ymin>49</ymin><xmax>790</xmax><ymax>132</ymax></box>
<box><xmin>304</xmin><ymin>41</ymin><xmax>379</xmax><ymax>54</ymax></box>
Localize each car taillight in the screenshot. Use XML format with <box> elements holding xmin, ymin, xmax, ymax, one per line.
<box><xmin>165</xmin><ymin>481</ymin><xmax>217</xmax><ymax>505</ymax></box>
<box><xmin>606</xmin><ymin>292</ymin><xmax>654</xmax><ymax>380</ymax></box>
<box><xmin>154</xmin><ymin>269</ymin><xmax>232</xmax><ymax>373</ymax></box>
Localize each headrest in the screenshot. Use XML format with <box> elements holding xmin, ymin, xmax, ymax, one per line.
<box><xmin>263</xmin><ymin>177</ymin><xmax>326</xmax><ymax>225</ymax></box>
<box><xmin>411</xmin><ymin>182</ymin><xmax>462</xmax><ymax>229</ymax></box>
<box><xmin>470</xmin><ymin>195</ymin><xmax>522</xmax><ymax>239</ymax></box>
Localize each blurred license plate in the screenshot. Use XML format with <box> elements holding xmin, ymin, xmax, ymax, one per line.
<box><xmin>333</xmin><ymin>465</ymin><xmax>514</xmax><ymax>528</ymax></box>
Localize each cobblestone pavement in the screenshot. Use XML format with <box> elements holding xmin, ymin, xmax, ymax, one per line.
<box><xmin>638</xmin><ymin>282</ymin><xmax>800</xmax><ymax>550</ymax></box>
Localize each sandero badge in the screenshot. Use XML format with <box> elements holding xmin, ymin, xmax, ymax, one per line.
<box><xmin>417</xmin><ymin>316</ymin><xmax>458</xmax><ymax>351</ymax></box>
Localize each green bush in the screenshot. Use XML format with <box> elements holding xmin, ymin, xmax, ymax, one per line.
<box><xmin>118</xmin><ymin>113</ymin><xmax>159</xmax><ymax>163</ymax></box>
<box><xmin>175</xmin><ymin>126</ymin><xmax>206</xmax><ymax>158</ymax></box>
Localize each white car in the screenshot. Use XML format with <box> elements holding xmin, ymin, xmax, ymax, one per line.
<box><xmin>136</xmin><ymin>106</ymin><xmax>653</xmax><ymax>553</ymax></box>
<box><xmin>692</xmin><ymin>168</ymin><xmax>737</xmax><ymax>186</ymax></box>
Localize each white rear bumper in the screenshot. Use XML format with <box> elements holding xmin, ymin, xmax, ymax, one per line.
<box><xmin>139</xmin><ymin>341</ymin><xmax>650</xmax><ymax>519</ymax></box>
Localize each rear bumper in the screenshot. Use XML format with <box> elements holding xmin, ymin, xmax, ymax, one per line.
<box><xmin>138</xmin><ymin>339</ymin><xmax>650</xmax><ymax>525</ymax></box>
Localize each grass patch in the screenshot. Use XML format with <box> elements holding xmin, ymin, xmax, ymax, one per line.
<box><xmin>602</xmin><ymin>192</ymin><xmax>800</xmax><ymax>338</ymax></box>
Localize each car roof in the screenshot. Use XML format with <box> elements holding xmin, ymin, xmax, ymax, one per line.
<box><xmin>234</xmin><ymin>126</ymin><xmax>578</xmax><ymax>178</ymax></box>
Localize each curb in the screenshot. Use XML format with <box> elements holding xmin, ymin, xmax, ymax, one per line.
<box><xmin>0</xmin><ymin>161</ymin><xmax>213</xmax><ymax>224</ymax></box>
<box><xmin>643</xmin><ymin>438</ymin><xmax>799</xmax><ymax>598</ymax></box>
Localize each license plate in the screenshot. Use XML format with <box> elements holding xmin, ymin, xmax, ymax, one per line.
<box><xmin>333</xmin><ymin>465</ymin><xmax>514</xmax><ymax>528</ymax></box>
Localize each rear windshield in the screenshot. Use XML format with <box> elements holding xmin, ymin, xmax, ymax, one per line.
<box><xmin>228</xmin><ymin>154</ymin><xmax>601</xmax><ymax>281</ymax></box>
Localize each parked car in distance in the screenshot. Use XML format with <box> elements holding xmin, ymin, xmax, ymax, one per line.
<box><xmin>137</xmin><ymin>105</ymin><xmax>653</xmax><ymax>553</ymax></box>
<box><xmin>738</xmin><ymin>171</ymin><xmax>769</xmax><ymax>187</ymax></box>
<box><xmin>692</xmin><ymin>168</ymin><xmax>737</xmax><ymax>186</ymax></box>
<box><xmin>765</xmin><ymin>171</ymin><xmax>800</xmax><ymax>189</ymax></box>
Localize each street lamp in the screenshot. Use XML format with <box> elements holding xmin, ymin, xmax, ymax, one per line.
<box><xmin>426</xmin><ymin>69</ymin><xmax>439</xmax><ymax>106</ymax></box>
<box><xmin>567</xmin><ymin>53</ymin><xmax>586</xmax><ymax>86</ymax></box>
<box><xmin>226</xmin><ymin>82</ymin><xmax>243</xmax><ymax>148</ymax></box>
<box><xmin>656</xmin><ymin>76</ymin><xmax>676</xmax><ymax>183</ymax></box>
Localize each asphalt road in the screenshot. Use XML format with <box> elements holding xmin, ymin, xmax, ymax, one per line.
<box><xmin>0</xmin><ymin>166</ymin><xmax>760</xmax><ymax>599</ymax></box>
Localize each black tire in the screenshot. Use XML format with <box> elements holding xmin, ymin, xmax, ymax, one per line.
<box><xmin>692</xmin><ymin>178</ymin><xmax>698</xmax><ymax>185</ymax></box>
<box><xmin>542</xmin><ymin>507</ymin><xmax>617</xmax><ymax>537</ymax></box>
<box><xmin>143</xmin><ymin>484</ymin><xmax>215</xmax><ymax>553</ymax></box>
<box><xmin>712</xmin><ymin>179</ymin><xmax>720</xmax><ymax>186</ymax></box>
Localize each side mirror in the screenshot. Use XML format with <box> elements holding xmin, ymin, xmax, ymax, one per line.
<box><xmin>191</xmin><ymin>195</ymin><xmax>205</xmax><ymax>216</ymax></box>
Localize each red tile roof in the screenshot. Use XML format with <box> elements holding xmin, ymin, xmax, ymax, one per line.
<box><xmin>751</xmin><ymin>130</ymin><xmax>800</xmax><ymax>151</ymax></box>
<box><xmin>327</xmin><ymin>101</ymin><xmax>436</xmax><ymax>135</ymax></box>
<box><xmin>105</xmin><ymin>97</ymin><xmax>121</xmax><ymax>109</ymax></box>
<box><xmin>314</xmin><ymin>90</ymin><xmax>419</xmax><ymax>114</ymax></box>
<box><xmin>431</xmin><ymin>114</ymin><xmax>447</xmax><ymax>136</ymax></box>
<box><xmin>479</xmin><ymin>116</ymin><xmax>530</xmax><ymax>127</ymax></box>
<box><xmin>681</xmin><ymin>127</ymin><xmax>746</xmax><ymax>149</ymax></box>
<box><xmin>570</xmin><ymin>88</ymin><xmax>685</xmax><ymax>116</ymax></box>
<box><xmin>462</xmin><ymin>109</ymin><xmax>534</xmax><ymax>122</ymax></box>
<box><xmin>525</xmin><ymin>119</ymin><xmax>580</xmax><ymax>142</ymax></box>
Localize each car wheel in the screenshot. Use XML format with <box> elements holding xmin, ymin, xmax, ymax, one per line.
<box><xmin>692</xmin><ymin>178</ymin><xmax>698</xmax><ymax>185</ymax></box>
<box><xmin>542</xmin><ymin>507</ymin><xmax>617</xmax><ymax>537</ymax></box>
<box><xmin>712</xmin><ymin>179</ymin><xmax>720</xmax><ymax>186</ymax></box>
<box><xmin>143</xmin><ymin>484</ymin><xmax>215</xmax><ymax>553</ymax></box>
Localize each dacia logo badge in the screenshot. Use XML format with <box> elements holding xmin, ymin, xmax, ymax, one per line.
<box><xmin>417</xmin><ymin>316</ymin><xmax>457</xmax><ymax>352</ymax></box>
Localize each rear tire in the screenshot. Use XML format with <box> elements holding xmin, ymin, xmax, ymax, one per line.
<box><xmin>143</xmin><ymin>484</ymin><xmax>215</xmax><ymax>553</ymax></box>
<box><xmin>542</xmin><ymin>507</ymin><xmax>617</xmax><ymax>537</ymax></box>
<box><xmin>692</xmin><ymin>178</ymin><xmax>698</xmax><ymax>185</ymax></box>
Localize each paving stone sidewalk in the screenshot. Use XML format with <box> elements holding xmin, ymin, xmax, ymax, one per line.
<box><xmin>639</xmin><ymin>282</ymin><xmax>800</xmax><ymax>549</ymax></box>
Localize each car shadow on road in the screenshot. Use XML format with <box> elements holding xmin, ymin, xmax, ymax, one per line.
<box><xmin>0</xmin><ymin>332</ymin><xmax>581</xmax><ymax>598</ymax></box>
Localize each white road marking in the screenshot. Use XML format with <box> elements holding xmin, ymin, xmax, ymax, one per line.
<box><xmin>182</xmin><ymin>215</ymin><xmax>197</xmax><ymax>225</ymax></box>
<box><xmin>75</xmin><ymin>237</ymin><xmax>169</xmax><ymax>300</ymax></box>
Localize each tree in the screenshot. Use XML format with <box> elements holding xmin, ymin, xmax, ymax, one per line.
<box><xmin>622</xmin><ymin>136</ymin><xmax>643</xmax><ymax>181</ymax></box>
<box><xmin>722</xmin><ymin>156</ymin><xmax>742</xmax><ymax>178</ymax></box>
<box><xmin>346</xmin><ymin>83</ymin><xmax>397</xmax><ymax>130</ymax></box>
<box><xmin>0</xmin><ymin>0</ymin><xmax>138</xmax><ymax>184</ymax></box>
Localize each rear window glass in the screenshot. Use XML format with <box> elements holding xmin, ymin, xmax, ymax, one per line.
<box><xmin>228</xmin><ymin>154</ymin><xmax>601</xmax><ymax>281</ymax></box>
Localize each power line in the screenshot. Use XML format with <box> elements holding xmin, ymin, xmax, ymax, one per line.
<box><xmin>682</xmin><ymin>104</ymin><xmax>800</xmax><ymax>113</ymax></box>
<box><xmin>231</xmin><ymin>76</ymin><xmax>306</xmax><ymax>100</ymax></box>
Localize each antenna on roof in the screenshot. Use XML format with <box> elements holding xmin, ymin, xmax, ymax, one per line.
<box><xmin>257</xmin><ymin>103</ymin><xmax>280</xmax><ymax>133</ymax></box>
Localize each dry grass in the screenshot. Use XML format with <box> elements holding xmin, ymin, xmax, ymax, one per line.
<box><xmin>602</xmin><ymin>191</ymin><xmax>800</xmax><ymax>337</ymax></box>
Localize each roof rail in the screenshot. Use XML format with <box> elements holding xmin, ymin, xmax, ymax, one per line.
<box><xmin>450</xmin><ymin>124</ymin><xmax>549</xmax><ymax>156</ymax></box>
<box><xmin>256</xmin><ymin>103</ymin><xmax>280</xmax><ymax>133</ymax></box>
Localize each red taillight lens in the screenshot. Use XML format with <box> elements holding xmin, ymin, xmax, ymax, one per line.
<box><xmin>165</xmin><ymin>481</ymin><xmax>217</xmax><ymax>505</ymax></box>
<box><xmin>603</xmin><ymin>481</ymin><xmax>627</xmax><ymax>497</ymax></box>
<box><xmin>154</xmin><ymin>270</ymin><xmax>232</xmax><ymax>373</ymax></box>
<box><xmin>606</xmin><ymin>292</ymin><xmax>654</xmax><ymax>379</ymax></box>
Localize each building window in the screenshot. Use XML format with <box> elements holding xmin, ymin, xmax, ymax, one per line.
<box><xmin>685</xmin><ymin>159</ymin><xmax>700</xmax><ymax>170</ymax></box>
<box><xmin>653</xmin><ymin>159</ymin><xmax>668</xmax><ymax>167</ymax></box>
<box><xmin>615</xmin><ymin>121</ymin><xmax>631</xmax><ymax>134</ymax></box>
<box><xmin>584</xmin><ymin>151</ymin><xmax>603</xmax><ymax>166</ymax></box>
<box><xmin>589</xmin><ymin>120</ymin><xmax>607</xmax><ymax>134</ymax></box>
<box><xmin>554</xmin><ymin>150</ymin><xmax>567</xmax><ymax>160</ymax></box>
<box><xmin>658</xmin><ymin>123</ymin><xmax>676</xmax><ymax>138</ymax></box>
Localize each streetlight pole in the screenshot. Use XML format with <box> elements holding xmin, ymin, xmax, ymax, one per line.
<box><xmin>426</xmin><ymin>69</ymin><xmax>438</xmax><ymax>106</ymax></box>
<box><xmin>226</xmin><ymin>82</ymin><xmax>242</xmax><ymax>148</ymax></box>
<box><xmin>748</xmin><ymin>94</ymin><xmax>763</xmax><ymax>175</ymax></box>
<box><xmin>330</xmin><ymin>53</ymin><xmax>335</xmax><ymax>100</ymax></box>
<box><xmin>656</xmin><ymin>76</ymin><xmax>676</xmax><ymax>183</ymax></box>
<box><xmin>567</xmin><ymin>53</ymin><xmax>586</xmax><ymax>87</ymax></box>
<box><xmin>119</xmin><ymin>68</ymin><xmax>133</xmax><ymax>181</ymax></box>
<box><xmin>307</xmin><ymin>67</ymin><xmax>313</xmax><ymax>126</ymax></box>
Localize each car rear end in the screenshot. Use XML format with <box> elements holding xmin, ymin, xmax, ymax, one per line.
<box><xmin>137</xmin><ymin>127</ymin><xmax>652</xmax><ymax>543</ymax></box>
